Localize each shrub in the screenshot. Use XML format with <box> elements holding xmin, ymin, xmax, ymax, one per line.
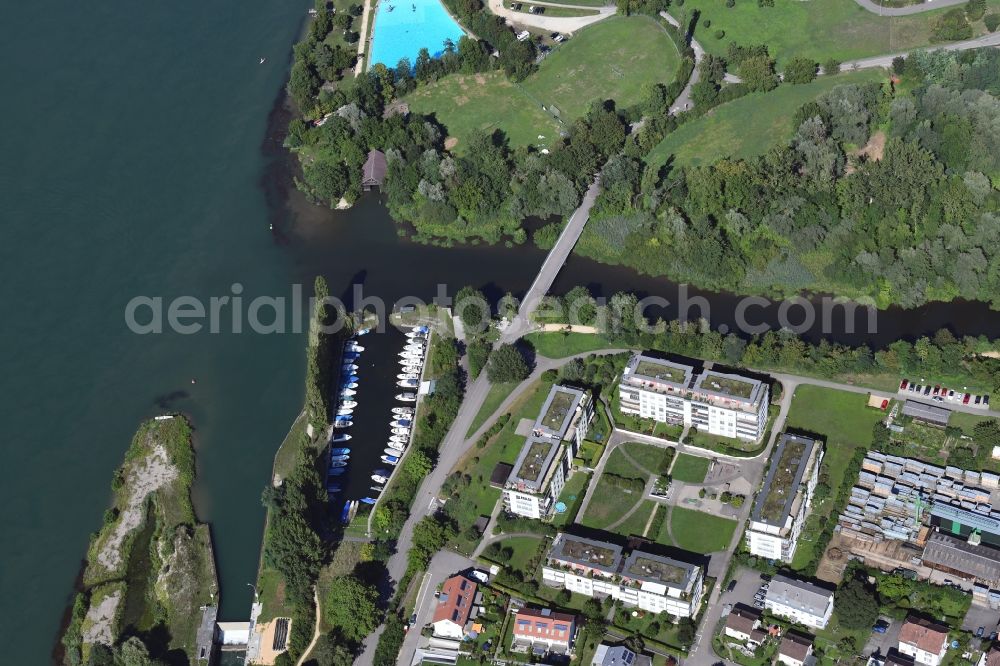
<box><xmin>702</xmin><ymin>18</ymin><xmax>711</xmax><ymax>27</ymax></box>
<box><xmin>931</xmin><ymin>8</ymin><xmax>972</xmax><ymax>41</ymax></box>
<box><xmin>714</xmin><ymin>29</ymin><xmax>725</xmax><ymax>39</ymax></box>
<box><xmin>726</xmin><ymin>0</ymin><xmax>735</xmax><ymax>6</ymax></box>
<box><xmin>985</xmin><ymin>12</ymin><xmax>1000</xmax><ymax>31</ymax></box>
<box><xmin>966</xmin><ymin>0</ymin><xmax>987</xmax><ymax>20</ymax></box>
<box><xmin>823</xmin><ymin>58</ymin><xmax>841</xmax><ymax>75</ymax></box>
<box><xmin>784</xmin><ymin>56</ymin><xmax>818</xmax><ymax>84</ymax></box>
<box><xmin>486</xmin><ymin>344</ymin><xmax>531</xmax><ymax>383</ymax></box>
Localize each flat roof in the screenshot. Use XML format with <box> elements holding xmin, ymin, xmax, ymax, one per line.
<box><xmin>931</xmin><ymin>503</ymin><xmax>1000</xmax><ymax>536</ymax></box>
<box><xmin>902</xmin><ymin>400</ymin><xmax>951</xmax><ymax>425</ymax></box>
<box><xmin>625</xmin><ymin>355</ymin><xmax>695</xmax><ymax>390</ymax></box>
<box><xmin>692</xmin><ymin>369</ymin><xmax>765</xmax><ymax>404</ymax></box>
<box><xmin>751</xmin><ymin>434</ymin><xmax>818</xmax><ymax>527</ymax></box>
<box><xmin>621</xmin><ymin>550</ymin><xmax>699</xmax><ymax>591</ymax></box>
<box><xmin>548</xmin><ymin>533</ymin><xmax>623</xmax><ymax>574</ymax></box>
<box><xmin>537</xmin><ymin>385</ymin><xmax>586</xmax><ymax>437</ymax></box>
<box><xmin>508</xmin><ymin>437</ymin><xmax>561</xmax><ymax>491</ymax></box>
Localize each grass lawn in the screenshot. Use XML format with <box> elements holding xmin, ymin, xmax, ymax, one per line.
<box><xmin>950</xmin><ymin>410</ymin><xmax>996</xmax><ymax>433</ymax></box>
<box><xmin>467</xmin><ymin>379</ymin><xmax>519</xmax><ymax>437</ymax></box>
<box><xmin>683</xmin><ymin>0</ymin><xmax>1000</xmax><ymax>65</ymax></box>
<box><xmin>604</xmin><ymin>447</ymin><xmax>646</xmax><ymax>478</ymax></box>
<box><xmin>581</xmin><ymin>474</ymin><xmax>646</xmax><ymax>530</ymax></box>
<box><xmin>524</xmin><ymin>331</ymin><xmax>615</xmax><ymax>358</ymax></box>
<box><xmin>520</xmin><ymin>16</ymin><xmax>680</xmax><ymax>121</ymax></box>
<box><xmin>668</xmin><ymin>507</ymin><xmax>737</xmax><ymax>553</ymax></box>
<box><xmin>621</xmin><ymin>442</ymin><xmax>670</xmax><ymax>475</ymax></box>
<box><xmin>785</xmin><ymin>385</ymin><xmax>887</xmax><ymax>569</ymax></box>
<box><xmin>670</xmin><ymin>453</ymin><xmax>710</xmax><ymax>483</ymax></box>
<box><xmin>552</xmin><ymin>471</ymin><xmax>591</xmax><ymax>528</ymax></box>
<box><xmin>613</xmin><ymin>499</ymin><xmax>657</xmax><ymax>538</ymax></box>
<box><xmin>406</xmin><ymin>71</ymin><xmax>560</xmax><ymax>150</ymax></box>
<box><xmin>487</xmin><ymin>535</ymin><xmax>545</xmax><ymax>570</ymax></box>
<box><xmin>646</xmin><ymin>70</ymin><xmax>883</xmax><ymax>169</ymax></box>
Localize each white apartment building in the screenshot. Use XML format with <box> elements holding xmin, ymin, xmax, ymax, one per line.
<box><xmin>746</xmin><ymin>434</ymin><xmax>824</xmax><ymax>562</ymax></box>
<box><xmin>764</xmin><ymin>575</ymin><xmax>834</xmax><ymax>629</ymax></box>
<box><xmin>898</xmin><ymin>617</ymin><xmax>949</xmax><ymax>666</ymax></box>
<box><xmin>502</xmin><ymin>385</ymin><xmax>593</xmax><ymax>519</ymax></box>
<box><xmin>618</xmin><ymin>354</ymin><xmax>769</xmax><ymax>442</ymax></box>
<box><xmin>542</xmin><ymin>534</ymin><xmax>705</xmax><ymax>618</ymax></box>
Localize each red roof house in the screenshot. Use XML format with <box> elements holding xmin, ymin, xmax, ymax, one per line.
<box><xmin>431</xmin><ymin>575</ymin><xmax>478</xmax><ymax>639</ymax></box>
<box><xmin>511</xmin><ymin>607</ymin><xmax>577</xmax><ymax>654</ymax></box>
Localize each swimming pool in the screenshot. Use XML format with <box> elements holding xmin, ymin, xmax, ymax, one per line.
<box><xmin>368</xmin><ymin>0</ymin><xmax>466</xmax><ymax>70</ymax></box>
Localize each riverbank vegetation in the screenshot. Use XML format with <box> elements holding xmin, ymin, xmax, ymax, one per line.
<box><xmin>60</xmin><ymin>416</ymin><xmax>218</xmax><ymax>666</ymax></box>
<box><xmin>577</xmin><ymin>49</ymin><xmax>1000</xmax><ymax>308</ymax></box>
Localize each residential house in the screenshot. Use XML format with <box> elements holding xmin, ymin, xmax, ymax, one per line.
<box><xmin>511</xmin><ymin>607</ymin><xmax>577</xmax><ymax>655</ymax></box>
<box><xmin>764</xmin><ymin>575</ymin><xmax>834</xmax><ymax>629</ymax></box>
<box><xmin>977</xmin><ymin>645</ymin><xmax>1000</xmax><ymax>666</ymax></box>
<box><xmin>431</xmin><ymin>575</ymin><xmax>478</xmax><ymax>639</ymax></box>
<box><xmin>592</xmin><ymin>643</ymin><xmax>652</xmax><ymax>666</ymax></box>
<box><xmin>618</xmin><ymin>354</ymin><xmax>769</xmax><ymax>442</ymax></box>
<box><xmin>898</xmin><ymin>617</ymin><xmax>950</xmax><ymax>666</ymax></box>
<box><xmin>778</xmin><ymin>632</ymin><xmax>814</xmax><ymax>666</ymax></box>
<box><xmin>503</xmin><ymin>385</ymin><xmax>594</xmax><ymax>519</ymax></box>
<box><xmin>724</xmin><ymin>604</ymin><xmax>763</xmax><ymax>644</ymax></box>
<box><xmin>746</xmin><ymin>434</ymin><xmax>824</xmax><ymax>563</ymax></box>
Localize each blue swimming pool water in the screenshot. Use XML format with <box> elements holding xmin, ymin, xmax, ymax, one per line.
<box><xmin>368</xmin><ymin>0</ymin><xmax>466</xmax><ymax>69</ymax></box>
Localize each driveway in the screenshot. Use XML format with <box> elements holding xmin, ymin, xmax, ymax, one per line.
<box><xmin>863</xmin><ymin>616</ymin><xmax>900</xmax><ymax>660</ymax></box>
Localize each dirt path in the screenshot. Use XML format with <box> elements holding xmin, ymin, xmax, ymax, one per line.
<box><xmin>296</xmin><ymin>587</ymin><xmax>322</xmax><ymax>666</ymax></box>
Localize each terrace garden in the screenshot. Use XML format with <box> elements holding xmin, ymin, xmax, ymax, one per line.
<box><xmin>634</xmin><ymin>359</ymin><xmax>690</xmax><ymax>385</ymax></box>
<box><xmin>540</xmin><ymin>389</ymin><xmax>577</xmax><ymax>432</ymax></box>
<box><xmin>700</xmin><ymin>374</ymin><xmax>756</xmax><ymax>399</ymax></box>
<box><xmin>758</xmin><ymin>438</ymin><xmax>809</xmax><ymax>524</ymax></box>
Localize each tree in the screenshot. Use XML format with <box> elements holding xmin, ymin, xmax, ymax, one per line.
<box><xmin>564</xmin><ymin>285</ymin><xmax>597</xmax><ymax>325</ymax></box>
<box><xmin>410</xmin><ymin>513</ymin><xmax>458</xmax><ymax>569</ymax></box>
<box><xmin>467</xmin><ymin>338</ymin><xmax>492</xmax><ymax>378</ymax></box>
<box><xmin>966</xmin><ymin>0</ymin><xmax>987</xmax><ymax>20</ymax></box>
<box><xmin>325</xmin><ymin>575</ymin><xmax>380</xmax><ymax>642</ymax></box>
<box><xmin>985</xmin><ymin>13</ymin><xmax>1000</xmax><ymax>31</ymax></box>
<box><xmin>823</xmin><ymin>58</ymin><xmax>841</xmax><ymax>75</ymax></box>
<box><xmin>784</xmin><ymin>57</ymin><xmax>818</xmax><ymax>84</ymax></box>
<box><xmin>454</xmin><ymin>286</ymin><xmax>490</xmax><ymax>333</ymax></box>
<box><xmin>486</xmin><ymin>344</ymin><xmax>530</xmax><ymax>383</ymax></box>
<box><xmin>836</xmin><ymin>577</ymin><xmax>880</xmax><ymax>629</ymax></box>
<box><xmin>304</xmin><ymin>632</ymin><xmax>355</xmax><ymax>666</ymax></box>
<box><xmin>738</xmin><ymin>55</ymin><xmax>779</xmax><ymax>92</ymax></box>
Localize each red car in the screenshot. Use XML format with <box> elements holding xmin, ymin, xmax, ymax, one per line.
<box><xmin>900</xmin><ymin>380</ymin><xmax>909</xmax><ymax>390</ymax></box>
<box><xmin>933</xmin><ymin>385</ymin><xmax>941</xmax><ymax>396</ymax></box>
<box><xmin>964</xmin><ymin>393</ymin><xmax>972</xmax><ymax>404</ymax></box>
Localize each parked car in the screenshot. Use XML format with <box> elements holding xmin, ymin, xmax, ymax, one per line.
<box><xmin>410</xmin><ymin>612</ymin><xmax>417</xmax><ymax>625</ymax></box>
<box><xmin>760</xmin><ymin>573</ymin><xmax>771</xmax><ymax>581</ymax></box>
<box><xmin>978</xmin><ymin>627</ymin><xmax>985</xmax><ymax>638</ymax></box>
<box><xmin>924</xmin><ymin>385</ymin><xmax>932</xmax><ymax>395</ymax></box>
<box><xmin>976</xmin><ymin>395</ymin><xmax>982</xmax><ymax>405</ymax></box>
<box><xmin>753</xmin><ymin>600</ymin><xmax>764</xmax><ymax>608</ymax></box>
<box><xmin>948</xmin><ymin>390</ymin><xmax>955</xmax><ymax>398</ymax></box>
<box><xmin>873</xmin><ymin>624</ymin><xmax>887</xmax><ymax>634</ymax></box>
<box><xmin>900</xmin><ymin>379</ymin><xmax>908</xmax><ymax>390</ymax></box>
<box><xmin>964</xmin><ymin>393</ymin><xmax>972</xmax><ymax>404</ymax></box>
<box><xmin>726</xmin><ymin>579</ymin><xmax>737</xmax><ymax>593</ymax></box>
<box><xmin>985</xmin><ymin>395</ymin><xmax>990</xmax><ymax>406</ymax></box>
<box><xmin>553</xmin><ymin>33</ymin><xmax>565</xmax><ymax>42</ymax></box>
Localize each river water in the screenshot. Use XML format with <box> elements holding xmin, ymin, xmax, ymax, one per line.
<box><xmin>1</xmin><ymin>0</ymin><xmax>998</xmax><ymax>662</ymax></box>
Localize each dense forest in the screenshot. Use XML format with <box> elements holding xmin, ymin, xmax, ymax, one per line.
<box><xmin>576</xmin><ymin>49</ymin><xmax>1000</xmax><ymax>308</ymax></box>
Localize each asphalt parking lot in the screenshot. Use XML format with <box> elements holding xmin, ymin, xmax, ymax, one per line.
<box><xmin>863</xmin><ymin>616</ymin><xmax>900</xmax><ymax>659</ymax></box>
<box><xmin>721</xmin><ymin>568</ymin><xmax>771</xmax><ymax>614</ymax></box>
<box><xmin>962</xmin><ymin>602</ymin><xmax>1000</xmax><ymax>636</ymax></box>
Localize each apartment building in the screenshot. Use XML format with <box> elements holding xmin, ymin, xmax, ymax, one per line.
<box><xmin>898</xmin><ymin>617</ymin><xmax>949</xmax><ymax>666</ymax></box>
<box><xmin>746</xmin><ymin>434</ymin><xmax>824</xmax><ymax>562</ymax></box>
<box><xmin>618</xmin><ymin>354</ymin><xmax>769</xmax><ymax>442</ymax></box>
<box><xmin>503</xmin><ymin>385</ymin><xmax>593</xmax><ymax>519</ymax></box>
<box><xmin>511</xmin><ymin>607</ymin><xmax>577</xmax><ymax>654</ymax></box>
<box><xmin>542</xmin><ymin>533</ymin><xmax>705</xmax><ymax>617</ymax></box>
<box><xmin>764</xmin><ymin>575</ymin><xmax>834</xmax><ymax>629</ymax></box>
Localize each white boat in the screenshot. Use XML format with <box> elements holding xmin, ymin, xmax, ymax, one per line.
<box><xmin>371</xmin><ymin>474</ymin><xmax>389</xmax><ymax>484</ymax></box>
<box><xmin>339</xmin><ymin>388</ymin><xmax>356</xmax><ymax>397</ymax></box>
<box><xmin>390</xmin><ymin>419</ymin><xmax>412</xmax><ymax>428</ymax></box>
<box><xmin>331</xmin><ymin>434</ymin><xmax>352</xmax><ymax>442</ymax></box>
<box><xmin>402</xmin><ymin>345</ymin><xmax>424</xmax><ymax>353</ymax></box>
<box><xmin>384</xmin><ymin>447</ymin><xmax>403</xmax><ymax>455</ymax></box>
<box><xmin>370</xmin><ymin>485</ymin><xmax>384</xmax><ymax>492</ymax></box>
<box><xmin>399</xmin><ymin>350</ymin><xmax>422</xmax><ymax>358</ymax></box>
<box><xmin>392</xmin><ymin>407</ymin><xmax>413</xmax><ymax>415</ymax></box>
<box><xmin>342</xmin><ymin>363</ymin><xmax>358</xmax><ymax>372</ymax></box>
<box><xmin>381</xmin><ymin>455</ymin><xmax>400</xmax><ymax>465</ymax></box>
<box><xmin>336</xmin><ymin>408</ymin><xmax>354</xmax><ymax>416</ymax></box>
<box><xmin>334</xmin><ymin>420</ymin><xmax>353</xmax><ymax>428</ymax></box>
<box><xmin>397</xmin><ymin>379</ymin><xmax>419</xmax><ymax>388</ymax></box>
<box><xmin>399</xmin><ymin>363</ymin><xmax>422</xmax><ymax>373</ymax></box>
<box><xmin>342</xmin><ymin>382</ymin><xmax>358</xmax><ymax>389</ymax></box>
<box><xmin>391</xmin><ymin>427</ymin><xmax>411</xmax><ymax>436</ymax></box>
<box><xmin>345</xmin><ymin>343</ymin><xmax>365</xmax><ymax>352</ymax></box>
<box><xmin>408</xmin><ymin>326</ymin><xmax>429</xmax><ymax>335</ymax></box>
<box><xmin>389</xmin><ymin>434</ymin><xmax>408</xmax><ymax>443</ymax></box>
<box><xmin>329</xmin><ymin>461</ymin><xmax>347</xmax><ymax>468</ymax></box>
<box><xmin>397</xmin><ymin>373</ymin><xmax>419</xmax><ymax>380</ymax></box>
<box><xmin>339</xmin><ymin>400</ymin><xmax>358</xmax><ymax>409</ymax></box>
<box><xmin>396</xmin><ymin>393</ymin><xmax>417</xmax><ymax>402</ymax></box>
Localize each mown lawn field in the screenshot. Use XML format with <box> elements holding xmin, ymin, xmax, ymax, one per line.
<box><xmin>682</xmin><ymin>0</ymin><xmax>1000</xmax><ymax>65</ymax></box>
<box><xmin>406</xmin><ymin>16</ymin><xmax>679</xmax><ymax>149</ymax></box>
<box><xmin>646</xmin><ymin>70</ymin><xmax>883</xmax><ymax>169</ymax></box>
<box><xmin>620</xmin><ymin>442</ymin><xmax>670</xmax><ymax>475</ymax></box>
<box><xmin>521</xmin><ymin>16</ymin><xmax>681</xmax><ymax>121</ymax></box>
<box><xmin>670</xmin><ymin>453</ymin><xmax>710</xmax><ymax>483</ymax></box>
<box><xmin>524</xmin><ymin>331</ymin><xmax>615</xmax><ymax>358</ymax></box>
<box><xmin>667</xmin><ymin>507</ymin><xmax>737</xmax><ymax>553</ymax></box>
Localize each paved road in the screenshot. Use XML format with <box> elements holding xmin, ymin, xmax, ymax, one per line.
<box><xmin>501</xmin><ymin>177</ymin><xmax>601</xmax><ymax>343</ymax></box>
<box><xmin>487</xmin><ymin>0</ymin><xmax>614</xmax><ymax>33</ymax></box>
<box><xmin>851</xmin><ymin>0</ymin><xmax>967</xmax><ymax>16</ymax></box>
<box><xmin>835</xmin><ymin>31</ymin><xmax>1000</xmax><ymax>72</ymax></box>
<box><xmin>658</xmin><ymin>11</ymin><xmax>704</xmax><ymax>115</ymax></box>
<box><xmin>396</xmin><ymin>550</ymin><xmax>476</xmax><ymax>666</ymax></box>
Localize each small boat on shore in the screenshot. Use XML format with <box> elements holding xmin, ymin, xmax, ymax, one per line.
<box><xmin>381</xmin><ymin>455</ymin><xmax>400</xmax><ymax>465</ymax></box>
<box><xmin>333</xmin><ymin>420</ymin><xmax>353</xmax><ymax>428</ymax></box>
<box><xmin>331</xmin><ymin>434</ymin><xmax>351</xmax><ymax>443</ymax></box>
<box><xmin>396</xmin><ymin>393</ymin><xmax>417</xmax><ymax>402</ymax></box>
<box><xmin>331</xmin><ymin>447</ymin><xmax>351</xmax><ymax>455</ymax></box>
<box><xmin>371</xmin><ymin>474</ymin><xmax>389</xmax><ymax>484</ymax></box>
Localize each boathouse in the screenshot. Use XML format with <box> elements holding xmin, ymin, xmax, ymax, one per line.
<box><xmin>362</xmin><ymin>149</ymin><xmax>387</xmax><ymax>191</ymax></box>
